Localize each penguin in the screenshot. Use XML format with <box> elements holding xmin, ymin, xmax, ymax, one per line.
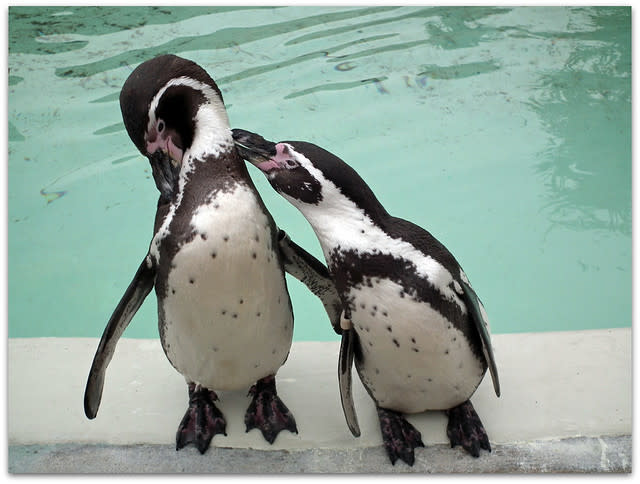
<box><xmin>83</xmin><ymin>55</ymin><xmax>343</xmax><ymax>454</ymax></box>
<box><xmin>232</xmin><ymin>129</ymin><xmax>500</xmax><ymax>466</ymax></box>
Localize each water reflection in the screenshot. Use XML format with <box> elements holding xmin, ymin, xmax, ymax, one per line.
<box><xmin>424</xmin><ymin>6</ymin><xmax>511</xmax><ymax>50</ymax></box>
<box><xmin>528</xmin><ymin>7</ymin><xmax>631</xmax><ymax>235</ymax></box>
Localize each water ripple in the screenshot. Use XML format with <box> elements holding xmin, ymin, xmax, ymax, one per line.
<box><xmin>9</xmin><ymin>6</ymin><xmax>264</xmax><ymax>55</ymax></box>
<box><xmin>217</xmin><ymin>34</ymin><xmax>397</xmax><ymax>85</ymax></box>
<box><xmin>418</xmin><ymin>61</ymin><xmax>501</xmax><ymax>80</ymax></box>
<box><xmin>285</xmin><ymin>77</ymin><xmax>389</xmax><ymax>100</ymax></box>
<box><xmin>53</xmin><ymin>7</ymin><xmax>407</xmax><ymax>79</ymax></box>
<box><xmin>285</xmin><ymin>6</ymin><xmax>510</xmax><ymax>46</ymax></box>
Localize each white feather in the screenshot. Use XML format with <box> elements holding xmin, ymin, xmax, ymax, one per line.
<box><xmin>161</xmin><ymin>184</ymin><xmax>292</xmax><ymax>390</ymax></box>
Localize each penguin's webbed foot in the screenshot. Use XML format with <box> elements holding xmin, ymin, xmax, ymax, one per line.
<box><xmin>377</xmin><ymin>407</ymin><xmax>424</xmax><ymax>466</ymax></box>
<box><xmin>176</xmin><ymin>383</ymin><xmax>227</xmax><ymax>454</ymax></box>
<box><xmin>446</xmin><ymin>400</ymin><xmax>491</xmax><ymax>457</ymax></box>
<box><xmin>245</xmin><ymin>374</ymin><xmax>298</xmax><ymax>444</ymax></box>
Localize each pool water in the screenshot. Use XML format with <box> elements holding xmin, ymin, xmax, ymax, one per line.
<box><xmin>8</xmin><ymin>6</ymin><xmax>631</xmax><ymax>341</ymax></box>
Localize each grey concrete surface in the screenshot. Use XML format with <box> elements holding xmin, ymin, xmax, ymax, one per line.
<box><xmin>8</xmin><ymin>435</ymin><xmax>631</xmax><ymax>473</ymax></box>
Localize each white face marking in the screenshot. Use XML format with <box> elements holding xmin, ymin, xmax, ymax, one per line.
<box><xmin>280</xmin><ymin>145</ymin><xmax>464</xmax><ymax>312</ymax></box>
<box><xmin>147</xmin><ymin>77</ymin><xmax>226</xmax><ymax>131</ymax></box>
<box><xmin>146</xmin><ymin>76</ymin><xmax>233</xmax><ymax>161</ymax></box>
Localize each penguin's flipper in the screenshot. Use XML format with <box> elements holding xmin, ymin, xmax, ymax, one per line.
<box><xmin>276</xmin><ymin>230</ymin><xmax>343</xmax><ymax>334</ymax></box>
<box><xmin>460</xmin><ymin>281</ymin><xmax>501</xmax><ymax>397</ymax></box>
<box><xmin>339</xmin><ymin>325</ymin><xmax>361</xmax><ymax>437</ymax></box>
<box><xmin>277</xmin><ymin>230</ymin><xmax>359</xmax><ymax>435</ymax></box>
<box><xmin>84</xmin><ymin>256</ymin><xmax>155</xmax><ymax>419</ymax></box>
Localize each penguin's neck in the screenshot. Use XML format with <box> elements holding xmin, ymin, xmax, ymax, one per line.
<box><xmin>184</xmin><ymin>100</ymin><xmax>234</xmax><ymax>164</ymax></box>
<box><xmin>166</xmin><ymin>101</ymin><xmax>252</xmax><ymax>208</ymax></box>
<box><xmin>292</xmin><ymin>189</ymin><xmax>390</xmax><ymax>264</ymax></box>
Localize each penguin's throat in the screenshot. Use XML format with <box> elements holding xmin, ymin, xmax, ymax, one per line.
<box><xmin>294</xmin><ymin>198</ymin><xmax>377</xmax><ymax>261</ymax></box>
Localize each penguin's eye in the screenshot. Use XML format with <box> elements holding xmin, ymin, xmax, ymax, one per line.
<box><xmin>285</xmin><ymin>159</ymin><xmax>297</xmax><ymax>168</ymax></box>
<box><xmin>158</xmin><ymin>120</ymin><xmax>165</xmax><ymax>133</ymax></box>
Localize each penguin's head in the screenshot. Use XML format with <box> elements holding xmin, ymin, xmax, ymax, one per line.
<box><xmin>120</xmin><ymin>55</ymin><xmax>230</xmax><ymax>199</ymax></box>
<box><xmin>233</xmin><ymin>129</ymin><xmax>327</xmax><ymax>206</ymax></box>
<box><xmin>233</xmin><ymin>129</ymin><xmax>385</xmax><ymax>221</ymax></box>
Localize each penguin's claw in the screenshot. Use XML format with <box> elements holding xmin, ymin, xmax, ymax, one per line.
<box><xmin>446</xmin><ymin>400</ymin><xmax>491</xmax><ymax>457</ymax></box>
<box><xmin>377</xmin><ymin>407</ymin><xmax>424</xmax><ymax>466</ymax></box>
<box><xmin>176</xmin><ymin>384</ymin><xmax>226</xmax><ymax>454</ymax></box>
<box><xmin>245</xmin><ymin>375</ymin><xmax>298</xmax><ymax>444</ymax></box>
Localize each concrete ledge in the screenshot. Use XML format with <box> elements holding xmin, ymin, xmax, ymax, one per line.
<box><xmin>8</xmin><ymin>436</ymin><xmax>632</xmax><ymax>473</ymax></box>
<box><xmin>8</xmin><ymin>328</ymin><xmax>632</xmax><ymax>473</ymax></box>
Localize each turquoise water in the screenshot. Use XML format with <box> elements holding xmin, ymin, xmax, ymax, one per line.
<box><xmin>8</xmin><ymin>6</ymin><xmax>631</xmax><ymax>341</ymax></box>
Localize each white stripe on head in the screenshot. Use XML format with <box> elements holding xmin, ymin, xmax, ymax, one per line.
<box><xmin>146</xmin><ymin>76</ymin><xmax>233</xmax><ymax>161</ymax></box>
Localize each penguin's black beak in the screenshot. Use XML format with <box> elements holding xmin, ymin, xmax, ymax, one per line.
<box><xmin>148</xmin><ymin>149</ymin><xmax>180</xmax><ymax>202</ymax></box>
<box><xmin>232</xmin><ymin>128</ymin><xmax>277</xmax><ymax>164</ymax></box>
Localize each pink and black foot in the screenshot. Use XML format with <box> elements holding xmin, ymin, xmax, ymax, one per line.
<box><xmin>446</xmin><ymin>400</ymin><xmax>491</xmax><ymax>457</ymax></box>
<box><xmin>176</xmin><ymin>383</ymin><xmax>227</xmax><ymax>454</ymax></box>
<box><xmin>244</xmin><ymin>374</ymin><xmax>298</xmax><ymax>444</ymax></box>
<box><xmin>377</xmin><ymin>407</ymin><xmax>425</xmax><ymax>466</ymax></box>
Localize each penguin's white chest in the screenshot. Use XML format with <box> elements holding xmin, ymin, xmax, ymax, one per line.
<box><xmin>350</xmin><ymin>278</ymin><xmax>485</xmax><ymax>413</ymax></box>
<box><xmin>157</xmin><ymin>185</ymin><xmax>293</xmax><ymax>391</ymax></box>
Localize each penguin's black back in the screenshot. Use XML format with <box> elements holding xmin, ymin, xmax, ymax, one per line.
<box><xmin>385</xmin><ymin>216</ymin><xmax>464</xmax><ymax>281</ymax></box>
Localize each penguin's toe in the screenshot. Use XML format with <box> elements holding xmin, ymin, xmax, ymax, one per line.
<box><xmin>445</xmin><ymin>399</ymin><xmax>491</xmax><ymax>457</ymax></box>
<box><xmin>176</xmin><ymin>384</ymin><xmax>227</xmax><ymax>453</ymax></box>
<box><xmin>376</xmin><ymin>407</ymin><xmax>424</xmax><ymax>466</ymax></box>
<box><xmin>244</xmin><ymin>375</ymin><xmax>298</xmax><ymax>444</ymax></box>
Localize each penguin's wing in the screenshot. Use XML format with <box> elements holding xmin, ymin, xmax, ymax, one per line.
<box><xmin>84</xmin><ymin>256</ymin><xmax>155</xmax><ymax>419</ymax></box>
<box><xmin>339</xmin><ymin>320</ymin><xmax>361</xmax><ymax>437</ymax></box>
<box><xmin>460</xmin><ymin>281</ymin><xmax>501</xmax><ymax>397</ymax></box>
<box><xmin>277</xmin><ymin>231</ymin><xmax>360</xmax><ymax>435</ymax></box>
<box><xmin>276</xmin><ymin>230</ymin><xmax>343</xmax><ymax>334</ymax></box>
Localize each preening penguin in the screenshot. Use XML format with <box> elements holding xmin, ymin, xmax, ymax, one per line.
<box><xmin>233</xmin><ymin>129</ymin><xmax>500</xmax><ymax>466</ymax></box>
<box><xmin>83</xmin><ymin>56</ymin><xmax>342</xmax><ymax>454</ymax></box>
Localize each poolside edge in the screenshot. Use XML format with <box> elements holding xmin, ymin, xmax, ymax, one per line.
<box><xmin>8</xmin><ymin>435</ymin><xmax>631</xmax><ymax>473</ymax></box>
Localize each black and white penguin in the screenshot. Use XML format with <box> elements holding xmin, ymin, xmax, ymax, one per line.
<box><xmin>233</xmin><ymin>129</ymin><xmax>500</xmax><ymax>466</ymax></box>
<box><xmin>83</xmin><ymin>56</ymin><xmax>343</xmax><ymax>454</ymax></box>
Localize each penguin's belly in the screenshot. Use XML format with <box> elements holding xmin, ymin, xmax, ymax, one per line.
<box><xmin>158</xmin><ymin>185</ymin><xmax>293</xmax><ymax>391</ymax></box>
<box><xmin>350</xmin><ymin>278</ymin><xmax>485</xmax><ymax>413</ymax></box>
